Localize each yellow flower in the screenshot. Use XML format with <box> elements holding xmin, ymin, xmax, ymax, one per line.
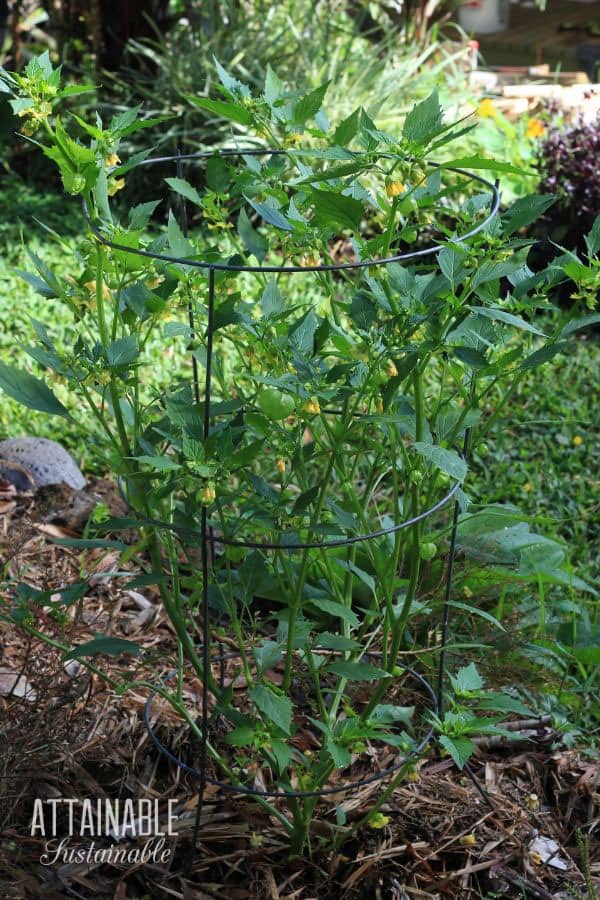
<box><xmin>107</xmin><ymin>177</ymin><xmax>125</xmax><ymax>196</ymax></box>
<box><xmin>285</xmin><ymin>132</ymin><xmax>303</xmax><ymax>146</ymax></box>
<box><xmin>523</xmin><ymin>482</ymin><xmax>532</xmax><ymax>493</ymax></box>
<box><xmin>525</xmin><ymin>118</ymin><xmax>545</xmax><ymax>140</ymax></box>
<box><xmin>303</xmin><ymin>398</ymin><xmax>321</xmax><ymax>415</ymax></box>
<box><xmin>477</xmin><ymin>98</ymin><xmax>497</xmax><ymax>118</ymax></box>
<box><xmin>385</xmin><ymin>360</ymin><xmax>398</xmax><ymax>378</ymax></box>
<box><xmin>572</xmin><ymin>434</ymin><xmax>583</xmax><ymax>447</ymax></box>
<box><xmin>368</xmin><ymin>813</ymin><xmax>390</xmax><ymax>829</ymax></box>
<box><xmin>301</xmin><ymin>254</ymin><xmax>321</xmax><ymax>267</ymax></box>
<box><xmin>386</xmin><ymin>179</ymin><xmax>405</xmax><ymax>198</ymax></box>
<box><xmin>104</xmin><ymin>152</ymin><xmax>121</xmax><ymax>167</ymax></box>
<box><xmin>83</xmin><ymin>280</ymin><xmax>111</xmax><ymax>301</ymax></box>
<box><xmin>276</xmin><ymin>458</ymin><xmax>286</xmax><ymax>474</ymax></box>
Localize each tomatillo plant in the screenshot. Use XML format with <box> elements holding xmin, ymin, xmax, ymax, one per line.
<box><xmin>1</xmin><ymin>54</ymin><xmax>596</xmax><ymax>855</ymax></box>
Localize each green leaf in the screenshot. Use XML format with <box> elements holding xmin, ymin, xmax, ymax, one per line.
<box><xmin>294</xmin><ymin>82</ymin><xmax>329</xmax><ymax>125</ymax></box>
<box><xmin>441</xmin><ymin>156</ymin><xmax>534</xmax><ymax>177</ymax></box>
<box><xmin>560</xmin><ymin>314</ymin><xmax>600</xmax><ymax>337</ymax></box>
<box><xmin>468</xmin><ymin>306</ymin><xmax>546</xmax><ymax>337</ymax></box>
<box><xmin>439</xmin><ymin>734</ymin><xmax>476</xmax><ymax>769</ymax></box>
<box><xmin>165</xmin><ymin>177</ymin><xmax>202</xmax><ymax>207</ymax></box>
<box><xmin>187</xmin><ymin>96</ymin><xmax>253</xmax><ymax>127</ymax></box>
<box><xmin>270</xmin><ymin>738</ymin><xmax>292</xmax><ymax>772</ymax></box>
<box><xmin>369</xmin><ymin>704</ymin><xmax>414</xmax><ymax>725</ymax></box>
<box><xmin>213</xmin><ymin>57</ymin><xmax>249</xmax><ymax>97</ymax></box>
<box><xmin>311</xmin><ymin>188</ymin><xmax>363</xmax><ymax>231</ymax></box>
<box><xmin>326</xmin><ymin>660</ymin><xmax>389</xmax><ymax>681</ymax></box>
<box><xmin>314</xmin><ymin>632</ymin><xmax>361</xmax><ymax>651</ymax></box>
<box><xmin>128</xmin><ymin>200</ymin><xmax>160</xmax><ymax>230</ymax></box>
<box><xmin>520</xmin><ymin>341</ymin><xmax>568</xmax><ymax>370</ymax></box>
<box><xmin>106</xmin><ymin>335</ymin><xmax>139</xmax><ymax>368</ymax></box>
<box><xmin>264</xmin><ymin>65</ymin><xmax>284</xmax><ymax>106</ymax></box>
<box><xmin>223</xmin><ymin>725</ymin><xmax>255</xmax><ymax>747</ymax></box>
<box><xmin>327</xmin><ymin>739</ymin><xmax>351</xmax><ymax>768</ymax></box>
<box><xmin>254</xmin><ymin>640</ymin><xmax>283</xmax><ymax>673</ymax></box>
<box><xmin>403</xmin><ymin>90</ymin><xmax>443</xmax><ymax>145</ymax></box>
<box><xmin>238</xmin><ymin>207</ymin><xmax>268</xmax><ymax>261</ymax></box>
<box><xmin>585</xmin><ymin>214</ymin><xmax>600</xmax><ymax>257</ymax></box>
<box><xmin>475</xmin><ymin>692</ymin><xmax>533</xmax><ymax>717</ymax></box>
<box><xmin>311</xmin><ymin>598</ymin><xmax>359</xmax><ymax>628</ymax></box>
<box><xmin>333</xmin><ymin>108</ymin><xmax>361</xmax><ymax>146</ymax></box>
<box><xmin>250</xmin><ymin>684</ymin><xmax>292</xmax><ymax>735</ymax></box>
<box><xmin>134</xmin><ymin>455</ymin><xmax>181</xmax><ymax>471</ymax></box>
<box><xmin>288</xmin><ymin>309</ymin><xmax>319</xmax><ymax>354</ymax></box>
<box><xmin>0</xmin><ymin>362</ymin><xmax>68</xmax><ymax>416</ymax></box>
<box><xmin>349</xmin><ymin>291</ymin><xmax>377</xmax><ymax>331</ymax></box>
<box><xmin>65</xmin><ymin>637</ymin><xmax>141</xmax><ymax>660</ymax></box>
<box><xmin>261</xmin><ymin>280</ymin><xmax>284</xmax><ymax>318</ymax></box>
<box><xmin>414</xmin><ymin>442</ymin><xmax>467</xmax><ymax>482</ymax></box>
<box><xmin>245</xmin><ymin>197</ymin><xmax>293</xmax><ymax>232</ymax></box>
<box><xmin>450</xmin><ymin>662</ymin><xmax>484</xmax><ymax>695</ymax></box>
<box><xmin>502</xmin><ymin>194</ymin><xmax>556</xmax><ymax>236</ymax></box>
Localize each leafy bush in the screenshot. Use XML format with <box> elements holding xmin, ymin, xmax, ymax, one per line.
<box><xmin>538</xmin><ymin>115</ymin><xmax>600</xmax><ymax>248</ymax></box>
<box><xmin>1</xmin><ymin>52</ymin><xmax>598</xmax><ymax>853</ymax></box>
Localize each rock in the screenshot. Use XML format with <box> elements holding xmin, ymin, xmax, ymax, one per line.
<box><xmin>0</xmin><ymin>437</ymin><xmax>86</xmax><ymax>490</ymax></box>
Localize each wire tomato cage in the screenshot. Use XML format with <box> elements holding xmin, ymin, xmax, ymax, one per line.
<box><xmin>83</xmin><ymin>146</ymin><xmax>500</xmax><ymax>834</ymax></box>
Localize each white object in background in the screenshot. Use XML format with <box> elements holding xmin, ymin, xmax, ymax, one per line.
<box><xmin>458</xmin><ymin>0</ymin><xmax>510</xmax><ymax>33</ymax></box>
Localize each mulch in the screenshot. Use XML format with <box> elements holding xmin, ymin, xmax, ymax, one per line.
<box><xmin>0</xmin><ymin>480</ymin><xmax>599</xmax><ymax>899</ymax></box>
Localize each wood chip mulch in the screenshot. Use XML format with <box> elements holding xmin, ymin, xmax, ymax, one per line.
<box><xmin>0</xmin><ymin>481</ymin><xmax>599</xmax><ymax>899</ymax></box>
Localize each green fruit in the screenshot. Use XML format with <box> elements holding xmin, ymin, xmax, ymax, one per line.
<box><xmin>409</xmin><ymin>467</ymin><xmax>424</xmax><ymax>485</ymax></box>
<box><xmin>419</xmin><ymin>542</ymin><xmax>437</xmax><ymax>561</ymax></box>
<box><xmin>257</xmin><ymin>388</ymin><xmax>295</xmax><ymax>421</ymax></box>
<box><xmin>477</xmin><ymin>442</ymin><xmax>490</xmax><ymax>457</ymax></box>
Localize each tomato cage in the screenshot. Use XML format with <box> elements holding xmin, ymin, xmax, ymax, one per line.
<box><xmin>84</xmin><ymin>147</ymin><xmax>500</xmax><ymax>846</ymax></box>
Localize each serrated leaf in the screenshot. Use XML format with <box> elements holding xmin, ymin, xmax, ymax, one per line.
<box><xmin>65</xmin><ymin>637</ymin><xmax>141</xmax><ymax>660</ymax></box>
<box><xmin>238</xmin><ymin>207</ymin><xmax>268</xmax><ymax>261</ymax></box>
<box><xmin>369</xmin><ymin>704</ymin><xmax>414</xmax><ymax>725</ymax></box>
<box><xmin>187</xmin><ymin>96</ymin><xmax>253</xmax><ymax>127</ymax></box>
<box><xmin>254</xmin><ymin>640</ymin><xmax>283</xmax><ymax>673</ymax></box>
<box><xmin>468</xmin><ymin>306</ymin><xmax>546</xmax><ymax>337</ymax></box>
<box><xmin>106</xmin><ymin>335</ymin><xmax>139</xmax><ymax>368</ymax></box>
<box><xmin>502</xmin><ymin>194</ymin><xmax>556</xmax><ymax>236</ymax></box>
<box><xmin>441</xmin><ymin>156</ymin><xmax>534</xmax><ymax>176</ymax></box>
<box><xmin>165</xmin><ymin>176</ymin><xmax>202</xmax><ymax>207</ymax></box>
<box><xmin>250</xmin><ymin>684</ymin><xmax>292</xmax><ymax>735</ymax></box>
<box><xmin>585</xmin><ymin>214</ymin><xmax>600</xmax><ymax>256</ymax></box>
<box><xmin>314</xmin><ymin>632</ymin><xmax>361</xmax><ymax>651</ymax></box>
<box><xmin>311</xmin><ymin>188</ymin><xmax>363</xmax><ymax>231</ymax></box>
<box><xmin>294</xmin><ymin>82</ymin><xmax>329</xmax><ymax>124</ymax></box>
<box><xmin>223</xmin><ymin>725</ymin><xmax>255</xmax><ymax>746</ymax></box>
<box><xmin>311</xmin><ymin>598</ymin><xmax>359</xmax><ymax>628</ymax></box>
<box><xmin>0</xmin><ymin>362</ymin><xmax>68</xmax><ymax>416</ymax></box>
<box><xmin>403</xmin><ymin>90</ymin><xmax>443</xmax><ymax>145</ymax></box>
<box><xmin>439</xmin><ymin>734</ymin><xmax>476</xmax><ymax>769</ymax></box>
<box><xmin>326</xmin><ymin>660</ymin><xmax>389</xmax><ymax>681</ymax></box>
<box><xmin>450</xmin><ymin>662</ymin><xmax>484</xmax><ymax>694</ymax></box>
<box><xmin>333</xmin><ymin>108</ymin><xmax>361</xmax><ymax>146</ymax></box>
<box><xmin>560</xmin><ymin>314</ymin><xmax>600</xmax><ymax>337</ymax></box>
<box><xmin>264</xmin><ymin>65</ymin><xmax>284</xmax><ymax>105</ymax></box>
<box><xmin>520</xmin><ymin>341</ymin><xmax>568</xmax><ymax>370</ymax></box>
<box><xmin>245</xmin><ymin>197</ymin><xmax>293</xmax><ymax>232</ymax></box>
<box><xmin>414</xmin><ymin>442</ymin><xmax>467</xmax><ymax>482</ymax></box>
<box><xmin>327</xmin><ymin>739</ymin><xmax>351</xmax><ymax>768</ymax></box>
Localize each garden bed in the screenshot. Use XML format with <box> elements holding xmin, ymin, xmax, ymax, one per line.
<box><xmin>1</xmin><ymin>486</ymin><xmax>599</xmax><ymax>899</ymax></box>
